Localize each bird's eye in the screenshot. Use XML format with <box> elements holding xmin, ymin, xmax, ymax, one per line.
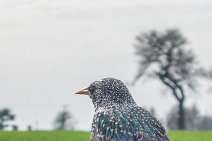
<box><xmin>88</xmin><ymin>85</ymin><xmax>96</xmax><ymax>94</ymax></box>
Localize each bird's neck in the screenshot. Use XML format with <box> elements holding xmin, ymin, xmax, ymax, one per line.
<box><xmin>94</xmin><ymin>100</ymin><xmax>137</xmax><ymax>111</ymax></box>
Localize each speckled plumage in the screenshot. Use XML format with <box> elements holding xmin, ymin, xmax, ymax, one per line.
<box><xmin>78</xmin><ymin>78</ymin><xmax>169</xmax><ymax>141</ymax></box>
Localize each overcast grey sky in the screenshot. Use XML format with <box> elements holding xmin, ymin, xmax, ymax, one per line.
<box><xmin>0</xmin><ymin>0</ymin><xmax>212</xmax><ymax>130</ymax></box>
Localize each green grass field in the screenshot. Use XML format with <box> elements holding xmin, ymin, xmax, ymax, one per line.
<box><xmin>0</xmin><ymin>130</ymin><xmax>211</xmax><ymax>141</ymax></box>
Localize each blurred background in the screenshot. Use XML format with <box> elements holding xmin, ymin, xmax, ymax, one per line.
<box><xmin>0</xmin><ymin>0</ymin><xmax>212</xmax><ymax>131</ymax></box>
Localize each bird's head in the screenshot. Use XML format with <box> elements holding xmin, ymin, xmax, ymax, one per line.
<box><xmin>75</xmin><ymin>78</ymin><xmax>136</xmax><ymax>108</ymax></box>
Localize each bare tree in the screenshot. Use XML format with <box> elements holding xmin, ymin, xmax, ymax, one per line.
<box><xmin>198</xmin><ymin>116</ymin><xmax>212</xmax><ymax>130</ymax></box>
<box><xmin>167</xmin><ymin>105</ymin><xmax>212</xmax><ymax>130</ymax></box>
<box><xmin>132</xmin><ymin>29</ymin><xmax>210</xmax><ymax>129</ymax></box>
<box><xmin>0</xmin><ymin>108</ymin><xmax>15</xmax><ymax>130</ymax></box>
<box><xmin>167</xmin><ymin>105</ymin><xmax>199</xmax><ymax>130</ymax></box>
<box><xmin>166</xmin><ymin>106</ymin><xmax>178</xmax><ymax>130</ymax></box>
<box><xmin>54</xmin><ymin>106</ymin><xmax>75</xmax><ymax>130</ymax></box>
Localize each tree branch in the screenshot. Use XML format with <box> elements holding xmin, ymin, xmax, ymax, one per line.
<box><xmin>158</xmin><ymin>73</ymin><xmax>180</xmax><ymax>101</ymax></box>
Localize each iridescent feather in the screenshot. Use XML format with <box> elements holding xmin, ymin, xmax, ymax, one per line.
<box><xmin>91</xmin><ymin>106</ymin><xmax>169</xmax><ymax>141</ymax></box>
<box><xmin>77</xmin><ymin>78</ymin><xmax>169</xmax><ymax>141</ymax></box>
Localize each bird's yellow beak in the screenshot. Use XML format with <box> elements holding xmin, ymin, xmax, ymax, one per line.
<box><xmin>75</xmin><ymin>87</ymin><xmax>89</xmax><ymax>95</ymax></box>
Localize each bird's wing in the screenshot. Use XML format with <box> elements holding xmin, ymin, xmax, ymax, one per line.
<box><xmin>91</xmin><ymin>106</ymin><xmax>169</xmax><ymax>141</ymax></box>
<box><xmin>130</xmin><ymin>106</ymin><xmax>169</xmax><ymax>141</ymax></box>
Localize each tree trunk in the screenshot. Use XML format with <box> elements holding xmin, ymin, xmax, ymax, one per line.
<box><xmin>178</xmin><ymin>99</ymin><xmax>185</xmax><ymax>129</ymax></box>
<box><xmin>158</xmin><ymin>74</ymin><xmax>186</xmax><ymax>129</ymax></box>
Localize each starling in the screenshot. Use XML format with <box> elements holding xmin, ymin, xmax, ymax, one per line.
<box><xmin>75</xmin><ymin>78</ymin><xmax>170</xmax><ymax>141</ymax></box>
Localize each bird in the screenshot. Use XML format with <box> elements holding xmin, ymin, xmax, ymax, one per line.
<box><xmin>75</xmin><ymin>77</ymin><xmax>170</xmax><ymax>141</ymax></box>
